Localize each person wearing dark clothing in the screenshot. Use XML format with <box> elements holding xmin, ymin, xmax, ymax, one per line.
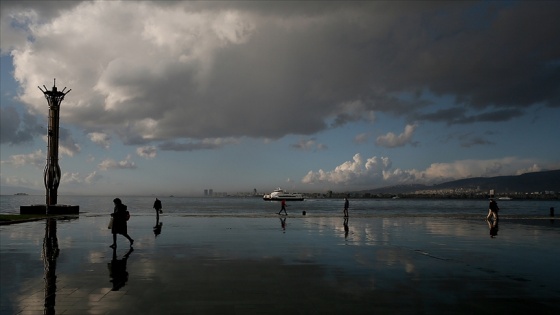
<box><xmin>153</xmin><ymin>198</ymin><xmax>162</xmax><ymax>220</ymax></box>
<box><xmin>343</xmin><ymin>197</ymin><xmax>349</xmax><ymax>217</ymax></box>
<box><xmin>278</xmin><ymin>199</ymin><xmax>287</xmax><ymax>215</ymax></box>
<box><xmin>486</xmin><ymin>198</ymin><xmax>499</xmax><ymax>221</ymax></box>
<box><xmin>110</xmin><ymin>198</ymin><xmax>134</xmax><ymax>248</ymax></box>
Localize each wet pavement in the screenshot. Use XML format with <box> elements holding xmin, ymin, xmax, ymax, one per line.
<box><xmin>1</xmin><ymin>214</ymin><xmax>559</xmax><ymax>314</ymax></box>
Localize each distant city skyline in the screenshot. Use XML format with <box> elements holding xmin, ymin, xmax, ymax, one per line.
<box><xmin>1</xmin><ymin>1</ymin><xmax>559</xmax><ymax>196</ymax></box>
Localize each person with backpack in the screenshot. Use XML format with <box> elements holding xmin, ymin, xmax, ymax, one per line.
<box><xmin>110</xmin><ymin>198</ymin><xmax>134</xmax><ymax>248</ymax></box>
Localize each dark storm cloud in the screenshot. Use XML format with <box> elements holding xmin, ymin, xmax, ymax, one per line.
<box><xmin>0</xmin><ymin>107</ymin><xmax>43</xmax><ymax>145</ymax></box>
<box><xmin>456</xmin><ymin>109</ymin><xmax>525</xmax><ymax>124</ymax></box>
<box><xmin>443</xmin><ymin>131</ymin><xmax>497</xmax><ymax>148</ymax></box>
<box><xmin>159</xmin><ymin>138</ymin><xmax>237</xmax><ymax>152</ymax></box>
<box><xmin>414</xmin><ymin>107</ymin><xmax>524</xmax><ymax>125</ymax></box>
<box><xmin>456</xmin><ymin>132</ymin><xmax>495</xmax><ymax>148</ymax></box>
<box><xmin>159</xmin><ymin>141</ymin><xmax>219</xmax><ymax>152</ymax></box>
<box><xmin>3</xmin><ymin>1</ymin><xmax>560</xmax><ymax>144</ymax></box>
<box><xmin>58</xmin><ymin>127</ymin><xmax>80</xmax><ymax>156</ymax></box>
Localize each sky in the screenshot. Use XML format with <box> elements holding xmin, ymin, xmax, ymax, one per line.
<box><xmin>1</xmin><ymin>1</ymin><xmax>559</xmax><ymax>197</ymax></box>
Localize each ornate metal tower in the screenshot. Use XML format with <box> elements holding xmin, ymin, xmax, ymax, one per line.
<box><xmin>38</xmin><ymin>79</ymin><xmax>71</xmax><ymax>206</ymax></box>
<box><xmin>20</xmin><ymin>79</ymin><xmax>78</xmax><ymax>215</ymax></box>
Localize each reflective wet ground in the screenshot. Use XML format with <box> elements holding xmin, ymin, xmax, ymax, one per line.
<box><xmin>1</xmin><ymin>214</ymin><xmax>559</xmax><ymax>314</ymax></box>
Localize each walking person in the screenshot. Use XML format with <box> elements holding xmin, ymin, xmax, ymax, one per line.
<box><xmin>110</xmin><ymin>198</ymin><xmax>134</xmax><ymax>248</ymax></box>
<box><xmin>153</xmin><ymin>198</ymin><xmax>162</xmax><ymax>220</ymax></box>
<box><xmin>343</xmin><ymin>197</ymin><xmax>349</xmax><ymax>217</ymax></box>
<box><xmin>486</xmin><ymin>198</ymin><xmax>499</xmax><ymax>221</ymax></box>
<box><xmin>278</xmin><ymin>199</ymin><xmax>288</xmax><ymax>215</ymax></box>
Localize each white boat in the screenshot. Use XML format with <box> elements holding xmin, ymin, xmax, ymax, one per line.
<box><xmin>263</xmin><ymin>188</ymin><xmax>304</xmax><ymax>201</ymax></box>
<box><xmin>498</xmin><ymin>197</ymin><xmax>512</xmax><ymax>200</ymax></box>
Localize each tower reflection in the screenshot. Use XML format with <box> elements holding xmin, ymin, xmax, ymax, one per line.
<box><xmin>43</xmin><ymin>218</ymin><xmax>59</xmax><ymax>315</ymax></box>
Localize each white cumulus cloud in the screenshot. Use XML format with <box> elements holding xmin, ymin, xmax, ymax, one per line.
<box><xmin>1</xmin><ymin>150</ymin><xmax>44</xmax><ymax>168</ymax></box>
<box><xmin>376</xmin><ymin>124</ymin><xmax>418</xmax><ymax>148</ymax></box>
<box><xmin>98</xmin><ymin>155</ymin><xmax>137</xmax><ymax>171</ymax></box>
<box><xmin>88</xmin><ymin>132</ymin><xmax>111</xmax><ymax>149</ymax></box>
<box><xmin>303</xmin><ymin>154</ymin><xmax>553</xmax><ymax>189</ymax></box>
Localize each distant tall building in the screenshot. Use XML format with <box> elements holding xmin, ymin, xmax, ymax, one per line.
<box><xmin>209</xmin><ymin>189</ymin><xmax>213</xmax><ymax>196</ymax></box>
<box><xmin>204</xmin><ymin>189</ymin><xmax>208</xmax><ymax>196</ymax></box>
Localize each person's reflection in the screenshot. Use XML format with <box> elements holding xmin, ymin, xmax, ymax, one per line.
<box><xmin>487</xmin><ymin>219</ymin><xmax>499</xmax><ymax>238</ymax></box>
<box><xmin>344</xmin><ymin>217</ymin><xmax>349</xmax><ymax>239</ymax></box>
<box><xmin>154</xmin><ymin>222</ymin><xmax>163</xmax><ymax>237</ymax></box>
<box><xmin>43</xmin><ymin>218</ymin><xmax>59</xmax><ymax>315</ymax></box>
<box><xmin>108</xmin><ymin>246</ymin><xmax>133</xmax><ymax>291</ymax></box>
<box><xmin>153</xmin><ymin>216</ymin><xmax>163</xmax><ymax>237</ymax></box>
<box><xmin>280</xmin><ymin>217</ymin><xmax>287</xmax><ymax>233</ymax></box>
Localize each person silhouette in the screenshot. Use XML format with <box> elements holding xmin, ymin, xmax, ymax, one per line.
<box><xmin>278</xmin><ymin>199</ymin><xmax>288</xmax><ymax>215</ymax></box>
<box><xmin>486</xmin><ymin>198</ymin><xmax>499</xmax><ymax>221</ymax></box>
<box><xmin>343</xmin><ymin>197</ymin><xmax>349</xmax><ymax>217</ymax></box>
<box><xmin>110</xmin><ymin>198</ymin><xmax>134</xmax><ymax>248</ymax></box>
<box><xmin>108</xmin><ymin>246</ymin><xmax>133</xmax><ymax>291</ymax></box>
<box><xmin>153</xmin><ymin>198</ymin><xmax>162</xmax><ymax>220</ymax></box>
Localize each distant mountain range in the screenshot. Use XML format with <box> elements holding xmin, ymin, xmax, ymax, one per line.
<box><xmin>360</xmin><ymin>169</ymin><xmax>560</xmax><ymax>195</ymax></box>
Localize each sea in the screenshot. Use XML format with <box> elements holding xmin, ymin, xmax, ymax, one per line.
<box><xmin>2</xmin><ymin>194</ymin><xmax>558</xmax><ymax>219</ymax></box>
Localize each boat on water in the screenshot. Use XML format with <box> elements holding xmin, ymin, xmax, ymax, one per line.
<box><xmin>263</xmin><ymin>188</ymin><xmax>304</xmax><ymax>201</ymax></box>
<box><xmin>498</xmin><ymin>197</ymin><xmax>512</xmax><ymax>200</ymax></box>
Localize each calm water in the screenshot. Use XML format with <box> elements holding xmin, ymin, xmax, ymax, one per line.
<box><xmin>2</xmin><ymin>195</ymin><xmax>559</xmax><ymax>314</ymax></box>
<box><xmin>2</xmin><ymin>195</ymin><xmax>557</xmax><ymax>218</ymax></box>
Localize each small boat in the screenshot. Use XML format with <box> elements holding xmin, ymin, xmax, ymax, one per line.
<box><xmin>498</xmin><ymin>197</ymin><xmax>512</xmax><ymax>200</ymax></box>
<box><xmin>263</xmin><ymin>188</ymin><xmax>304</xmax><ymax>201</ymax></box>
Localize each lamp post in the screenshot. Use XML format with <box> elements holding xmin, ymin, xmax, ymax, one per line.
<box><xmin>38</xmin><ymin>80</ymin><xmax>71</xmax><ymax>208</ymax></box>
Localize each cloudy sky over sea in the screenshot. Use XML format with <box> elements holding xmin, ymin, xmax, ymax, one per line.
<box><xmin>1</xmin><ymin>1</ymin><xmax>559</xmax><ymax>196</ymax></box>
